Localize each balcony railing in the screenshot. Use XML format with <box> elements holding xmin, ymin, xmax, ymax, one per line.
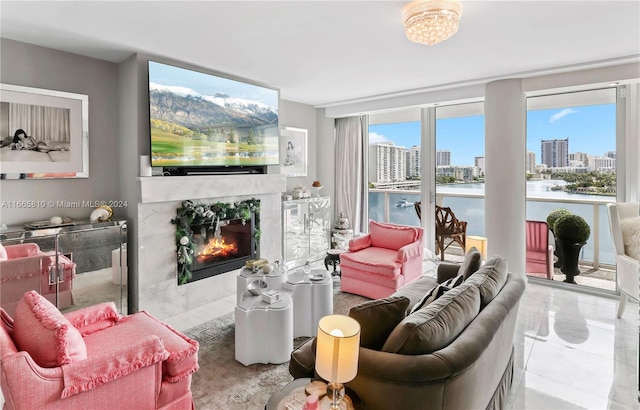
<box><xmin>369</xmin><ymin>188</ymin><xmax>616</xmax><ymax>269</ymax></box>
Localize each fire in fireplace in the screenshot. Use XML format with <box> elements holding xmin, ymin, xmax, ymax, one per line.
<box><xmin>173</xmin><ymin>198</ymin><xmax>261</xmax><ymax>285</ymax></box>
<box><xmin>198</xmin><ymin>237</ymin><xmax>238</xmax><ymax>261</ymax></box>
<box><xmin>189</xmin><ymin>218</ymin><xmax>256</xmax><ymax>282</ymax></box>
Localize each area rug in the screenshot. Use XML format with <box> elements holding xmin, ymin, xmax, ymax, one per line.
<box><xmin>185</xmin><ymin>285</ymin><xmax>369</xmax><ymax>410</ymax></box>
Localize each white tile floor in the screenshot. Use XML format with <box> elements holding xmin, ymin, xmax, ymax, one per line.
<box><xmin>508</xmin><ymin>282</ymin><xmax>638</xmax><ymax>410</ymax></box>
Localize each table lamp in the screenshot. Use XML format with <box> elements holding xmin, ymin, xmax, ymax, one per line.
<box><xmin>315</xmin><ymin>314</ymin><xmax>360</xmax><ymax>410</ymax></box>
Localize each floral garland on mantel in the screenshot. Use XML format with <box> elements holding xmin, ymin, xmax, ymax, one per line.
<box><xmin>171</xmin><ymin>198</ymin><xmax>261</xmax><ymax>285</ymax></box>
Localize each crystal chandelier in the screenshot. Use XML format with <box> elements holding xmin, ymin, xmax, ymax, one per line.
<box><xmin>402</xmin><ymin>0</ymin><xmax>463</xmax><ymax>45</ymax></box>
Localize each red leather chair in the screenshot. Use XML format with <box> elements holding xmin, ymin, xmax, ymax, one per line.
<box><xmin>525</xmin><ymin>220</ymin><xmax>554</xmax><ymax>280</ymax></box>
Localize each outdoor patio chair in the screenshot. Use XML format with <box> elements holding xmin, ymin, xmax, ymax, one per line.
<box><xmin>435</xmin><ymin>205</ymin><xmax>467</xmax><ymax>261</ymax></box>
<box><xmin>525</xmin><ymin>220</ymin><xmax>554</xmax><ymax>280</ymax></box>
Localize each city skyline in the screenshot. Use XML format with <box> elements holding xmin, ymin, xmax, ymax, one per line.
<box><xmin>369</xmin><ymin>103</ymin><xmax>616</xmax><ymax>166</ymax></box>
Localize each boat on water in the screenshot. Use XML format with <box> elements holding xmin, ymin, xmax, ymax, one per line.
<box><xmin>550</xmin><ymin>184</ymin><xmax>564</xmax><ymax>191</ymax></box>
<box><xmin>396</xmin><ymin>199</ymin><xmax>414</xmax><ymax>208</ymax></box>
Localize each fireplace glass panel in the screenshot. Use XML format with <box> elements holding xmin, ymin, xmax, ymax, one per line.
<box><xmin>189</xmin><ymin>218</ymin><xmax>255</xmax><ymax>281</ymax></box>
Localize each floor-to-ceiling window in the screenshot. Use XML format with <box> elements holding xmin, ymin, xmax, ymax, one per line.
<box><xmin>366</xmin><ymin>104</ymin><xmax>486</xmax><ymax>261</ymax></box>
<box><xmin>434</xmin><ymin>102</ymin><xmax>485</xmax><ymax>260</ymax></box>
<box><xmin>525</xmin><ymin>88</ymin><xmax>617</xmax><ymax>291</ymax></box>
<box><xmin>367</xmin><ymin>110</ymin><xmax>422</xmax><ymax>228</ymax></box>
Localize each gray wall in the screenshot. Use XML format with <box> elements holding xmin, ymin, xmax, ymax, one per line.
<box><xmin>278</xmin><ymin>99</ymin><xmax>319</xmax><ymax>192</ymax></box>
<box><xmin>0</xmin><ymin>39</ymin><xmax>121</xmax><ymax>226</ymax></box>
<box><xmin>1</xmin><ymin>39</ymin><xmax>322</xmax><ymax>313</ymax></box>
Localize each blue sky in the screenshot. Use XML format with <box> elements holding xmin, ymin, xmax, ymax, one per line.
<box><xmin>369</xmin><ymin>104</ymin><xmax>616</xmax><ymax>166</ymax></box>
<box><xmin>148</xmin><ymin>60</ymin><xmax>278</xmax><ymax>108</ymax></box>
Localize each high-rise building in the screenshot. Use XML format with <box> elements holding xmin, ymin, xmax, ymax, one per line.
<box><xmin>474</xmin><ymin>156</ymin><xmax>485</xmax><ymax>175</ymax></box>
<box><xmin>368</xmin><ymin>143</ymin><xmax>407</xmax><ymax>183</ymax></box>
<box><xmin>571</xmin><ymin>152</ymin><xmax>589</xmax><ymax>166</ymax></box>
<box><xmin>436</xmin><ymin>150</ymin><xmax>451</xmax><ymax>166</ymax></box>
<box><xmin>541</xmin><ymin>138</ymin><xmax>569</xmax><ymax>168</ymax></box>
<box><xmin>409</xmin><ymin>145</ymin><xmax>421</xmax><ymax>178</ymax></box>
<box><xmin>525</xmin><ymin>152</ymin><xmax>536</xmax><ymax>174</ymax></box>
<box><xmin>605</xmin><ymin>151</ymin><xmax>616</xmax><ymax>160</ymax></box>
<box><xmin>436</xmin><ymin>166</ymin><xmax>479</xmax><ymax>182</ymax></box>
<box><xmin>405</xmin><ymin>150</ymin><xmax>411</xmax><ymax>177</ymax></box>
<box><xmin>588</xmin><ymin>156</ymin><xmax>616</xmax><ymax>172</ymax></box>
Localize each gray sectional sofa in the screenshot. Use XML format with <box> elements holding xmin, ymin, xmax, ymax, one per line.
<box><xmin>289</xmin><ymin>252</ymin><xmax>526</xmax><ymax>410</ymax></box>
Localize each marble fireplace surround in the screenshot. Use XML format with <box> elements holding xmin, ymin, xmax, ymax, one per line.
<box><xmin>137</xmin><ymin>174</ymin><xmax>286</xmax><ymax>321</ymax></box>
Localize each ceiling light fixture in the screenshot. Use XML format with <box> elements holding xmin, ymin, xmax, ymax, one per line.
<box><xmin>402</xmin><ymin>0</ymin><xmax>463</xmax><ymax>45</ymax></box>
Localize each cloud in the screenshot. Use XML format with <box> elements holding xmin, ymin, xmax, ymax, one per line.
<box><xmin>549</xmin><ymin>108</ymin><xmax>578</xmax><ymax>123</ymax></box>
<box><xmin>368</xmin><ymin>132</ymin><xmax>390</xmax><ymax>144</ymax></box>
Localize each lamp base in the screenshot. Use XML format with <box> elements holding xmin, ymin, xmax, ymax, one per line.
<box><xmin>327</xmin><ymin>382</ymin><xmax>346</xmax><ymax>409</ymax></box>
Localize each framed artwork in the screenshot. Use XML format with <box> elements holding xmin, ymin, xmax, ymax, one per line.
<box><xmin>281</xmin><ymin>126</ymin><xmax>307</xmax><ymax>177</ymax></box>
<box><xmin>0</xmin><ymin>84</ymin><xmax>89</xmax><ymax>179</ymax></box>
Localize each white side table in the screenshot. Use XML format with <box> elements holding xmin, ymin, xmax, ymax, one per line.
<box><xmin>234</xmin><ymin>291</ymin><xmax>293</xmax><ymax>366</ymax></box>
<box><xmin>283</xmin><ymin>269</ymin><xmax>333</xmax><ymax>337</ymax></box>
<box><xmin>236</xmin><ymin>268</ymin><xmax>285</xmax><ymax>304</ymax></box>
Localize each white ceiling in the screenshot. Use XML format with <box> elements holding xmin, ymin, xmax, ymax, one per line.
<box><xmin>1</xmin><ymin>1</ymin><xmax>639</xmax><ymax>108</ymax></box>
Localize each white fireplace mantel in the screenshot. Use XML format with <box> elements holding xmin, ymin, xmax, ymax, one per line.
<box><xmin>138</xmin><ymin>174</ymin><xmax>287</xmax><ymax>203</ymax></box>
<box><xmin>136</xmin><ymin>172</ymin><xmax>287</xmax><ymax>320</ymax></box>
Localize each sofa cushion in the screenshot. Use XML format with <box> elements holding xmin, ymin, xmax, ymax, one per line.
<box><xmin>382</xmin><ymin>283</ymin><xmax>481</xmax><ymax>355</ymax></box>
<box><xmin>465</xmin><ymin>256</ymin><xmax>508</xmax><ymax>307</ymax></box>
<box><xmin>13</xmin><ymin>290</ymin><xmax>87</xmax><ymax>368</ymax></box>
<box><xmin>63</xmin><ymin>302</ymin><xmax>121</xmax><ymax>336</ymax></box>
<box><xmin>458</xmin><ymin>247</ymin><xmax>482</xmax><ymax>279</ymax></box>
<box><xmin>408</xmin><ymin>283</ymin><xmax>449</xmax><ymax>314</ymax></box>
<box><xmin>340</xmin><ymin>247</ymin><xmax>401</xmax><ymax>277</ymax></box>
<box><xmin>443</xmin><ymin>273</ymin><xmax>465</xmax><ymax>288</ymax></box>
<box><xmin>91</xmin><ymin>310</ymin><xmax>199</xmax><ymax>382</ymax></box>
<box><xmin>289</xmin><ymin>337</ymin><xmax>317</xmax><ymax>379</ymax></box>
<box><xmin>349</xmin><ymin>296</ymin><xmax>410</xmax><ymax>350</ymax></box>
<box><xmin>369</xmin><ymin>220</ymin><xmax>418</xmax><ymax>250</ymax></box>
<box><xmin>620</xmin><ymin>216</ymin><xmax>640</xmax><ymax>260</ymax></box>
<box><xmin>392</xmin><ymin>275</ymin><xmax>439</xmax><ymax>312</ymax></box>
<box><xmin>409</xmin><ymin>273</ymin><xmax>464</xmax><ymax>314</ymax></box>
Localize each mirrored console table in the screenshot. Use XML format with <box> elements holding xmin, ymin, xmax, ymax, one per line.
<box><xmin>0</xmin><ymin>219</ymin><xmax>128</xmax><ymax>315</ymax></box>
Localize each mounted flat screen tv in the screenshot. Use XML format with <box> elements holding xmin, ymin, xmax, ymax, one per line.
<box><xmin>148</xmin><ymin>60</ymin><xmax>279</xmax><ymax>172</ymax></box>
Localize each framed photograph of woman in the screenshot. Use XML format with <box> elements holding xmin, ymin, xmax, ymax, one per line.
<box><xmin>0</xmin><ymin>84</ymin><xmax>89</xmax><ymax>179</ymax></box>
<box><xmin>281</xmin><ymin>126</ymin><xmax>307</xmax><ymax>177</ymax></box>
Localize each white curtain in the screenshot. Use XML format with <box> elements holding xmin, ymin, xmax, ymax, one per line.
<box><xmin>335</xmin><ymin>115</ymin><xmax>369</xmax><ymax>234</ymax></box>
<box><xmin>9</xmin><ymin>103</ymin><xmax>70</xmax><ymax>142</ymax></box>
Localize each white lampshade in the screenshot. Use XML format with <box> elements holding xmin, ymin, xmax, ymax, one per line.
<box><xmin>315</xmin><ymin>315</ymin><xmax>360</xmax><ymax>384</ymax></box>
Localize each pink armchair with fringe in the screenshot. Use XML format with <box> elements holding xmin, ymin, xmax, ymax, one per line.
<box><xmin>0</xmin><ymin>291</ymin><xmax>198</xmax><ymax>410</ymax></box>
<box><xmin>340</xmin><ymin>220</ymin><xmax>424</xmax><ymax>299</ymax></box>
<box><xmin>0</xmin><ymin>243</ymin><xmax>75</xmax><ymax>316</ymax></box>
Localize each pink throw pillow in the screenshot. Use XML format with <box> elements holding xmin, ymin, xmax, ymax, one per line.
<box><xmin>13</xmin><ymin>291</ymin><xmax>87</xmax><ymax>368</ymax></box>
<box><xmin>0</xmin><ymin>243</ymin><xmax>7</xmax><ymax>261</ymax></box>
<box><xmin>369</xmin><ymin>220</ymin><xmax>418</xmax><ymax>250</ymax></box>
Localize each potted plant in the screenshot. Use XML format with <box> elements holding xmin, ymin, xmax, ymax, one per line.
<box><xmin>546</xmin><ymin>208</ymin><xmax>572</xmax><ymax>268</ymax></box>
<box><xmin>553</xmin><ymin>214</ymin><xmax>590</xmax><ymax>283</ymax></box>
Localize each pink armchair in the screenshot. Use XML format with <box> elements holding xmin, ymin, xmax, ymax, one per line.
<box><xmin>0</xmin><ymin>243</ymin><xmax>76</xmax><ymax>316</ymax></box>
<box><xmin>340</xmin><ymin>220</ymin><xmax>424</xmax><ymax>299</ymax></box>
<box><xmin>525</xmin><ymin>220</ymin><xmax>554</xmax><ymax>280</ymax></box>
<box><xmin>0</xmin><ymin>291</ymin><xmax>198</xmax><ymax>410</ymax></box>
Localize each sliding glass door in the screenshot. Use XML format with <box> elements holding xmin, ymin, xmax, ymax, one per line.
<box><xmin>368</xmin><ymin>111</ymin><xmax>422</xmax><ymax>228</ymax></box>
<box><xmin>525</xmin><ymin>88</ymin><xmax>617</xmax><ymax>291</ymax></box>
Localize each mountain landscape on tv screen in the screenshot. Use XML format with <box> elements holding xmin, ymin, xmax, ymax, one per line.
<box><xmin>149</xmin><ymin>83</ymin><xmax>279</xmax><ymax>167</ymax></box>
<box><xmin>149</xmin><ymin>83</ymin><xmax>277</xmax><ymax>129</ymax></box>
